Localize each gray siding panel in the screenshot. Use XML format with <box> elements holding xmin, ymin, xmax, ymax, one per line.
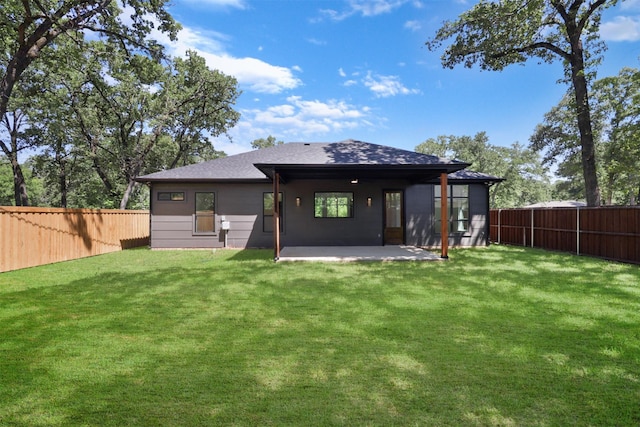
<box><xmin>408</xmin><ymin>183</ymin><xmax>489</xmax><ymax>248</ymax></box>
<box><xmin>149</xmin><ymin>180</ymin><xmax>490</xmax><ymax>249</ymax></box>
<box><xmin>280</xmin><ymin>179</ymin><xmax>399</xmax><ymax>246</ymax></box>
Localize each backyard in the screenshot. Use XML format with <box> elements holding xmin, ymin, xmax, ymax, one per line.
<box><xmin>1</xmin><ymin>245</ymin><xmax>639</xmax><ymax>426</ymax></box>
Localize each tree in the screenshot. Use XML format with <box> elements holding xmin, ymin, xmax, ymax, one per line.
<box><xmin>0</xmin><ymin>155</ymin><xmax>45</xmax><ymax>205</ymax></box>
<box><xmin>0</xmin><ymin>157</ymin><xmax>16</xmax><ymax>205</ymax></box>
<box><xmin>1</xmin><ymin>103</ymin><xmax>30</xmax><ymax>205</ymax></box>
<box><xmin>416</xmin><ymin>132</ymin><xmax>552</xmax><ymax>208</ymax></box>
<box><xmin>532</xmin><ymin>68</ymin><xmax>640</xmax><ymax>204</ymax></box>
<box><xmin>426</xmin><ymin>0</ymin><xmax>618</xmax><ymax>206</ymax></box>
<box><xmin>161</xmin><ymin>51</ymin><xmax>238</xmax><ymax>169</ymax></box>
<box><xmin>0</xmin><ymin>0</ymin><xmax>179</xmax><ymax>205</ymax></box>
<box><xmin>594</xmin><ymin>68</ymin><xmax>640</xmax><ymax>204</ymax></box>
<box><xmin>251</xmin><ymin>136</ymin><xmax>283</xmax><ymax>150</ymax></box>
<box><xmin>33</xmin><ymin>43</ymin><xmax>239</xmax><ymax>209</ymax></box>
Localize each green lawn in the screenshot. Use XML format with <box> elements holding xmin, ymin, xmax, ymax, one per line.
<box><xmin>1</xmin><ymin>246</ymin><xmax>639</xmax><ymax>426</ymax></box>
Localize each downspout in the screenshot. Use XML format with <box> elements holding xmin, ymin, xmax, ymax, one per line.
<box><xmin>486</xmin><ymin>181</ymin><xmax>497</xmax><ymax>246</ymax></box>
<box><xmin>485</xmin><ymin>182</ymin><xmax>491</xmax><ymax>246</ymax></box>
<box><xmin>273</xmin><ymin>170</ymin><xmax>281</xmax><ymax>261</ymax></box>
<box><xmin>147</xmin><ymin>182</ymin><xmax>153</xmax><ymax>249</ymax></box>
<box><xmin>440</xmin><ymin>172</ymin><xmax>448</xmax><ymax>259</ymax></box>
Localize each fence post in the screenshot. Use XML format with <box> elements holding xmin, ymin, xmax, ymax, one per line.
<box><xmin>576</xmin><ymin>207</ymin><xmax>580</xmax><ymax>256</ymax></box>
<box><xmin>531</xmin><ymin>209</ymin><xmax>534</xmax><ymax>248</ymax></box>
<box><xmin>498</xmin><ymin>209</ymin><xmax>501</xmax><ymax>244</ymax></box>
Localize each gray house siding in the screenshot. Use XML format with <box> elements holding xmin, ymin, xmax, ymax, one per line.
<box><xmin>149</xmin><ymin>180</ymin><xmax>490</xmax><ymax>249</ymax></box>
<box><xmin>280</xmin><ymin>179</ymin><xmax>406</xmax><ymax>247</ymax></box>
<box><xmin>404</xmin><ymin>183</ymin><xmax>490</xmax><ymax>248</ymax></box>
<box><xmin>150</xmin><ymin>183</ymin><xmax>273</xmax><ymax>249</ymax></box>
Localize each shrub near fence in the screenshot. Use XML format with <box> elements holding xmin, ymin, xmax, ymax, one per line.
<box><xmin>490</xmin><ymin>207</ymin><xmax>640</xmax><ymax>264</ymax></box>
<box><xmin>0</xmin><ymin>207</ymin><xmax>150</xmax><ymax>273</ymax></box>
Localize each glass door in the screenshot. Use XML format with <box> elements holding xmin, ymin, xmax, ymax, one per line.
<box><xmin>384</xmin><ymin>190</ymin><xmax>404</xmax><ymax>245</ymax></box>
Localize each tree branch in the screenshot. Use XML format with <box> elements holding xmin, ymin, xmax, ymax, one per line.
<box><xmin>578</xmin><ymin>0</ymin><xmax>607</xmax><ymax>33</ymax></box>
<box><xmin>492</xmin><ymin>41</ymin><xmax>571</xmax><ymax>62</ymax></box>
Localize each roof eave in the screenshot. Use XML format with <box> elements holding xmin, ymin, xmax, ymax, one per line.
<box><xmin>135</xmin><ymin>177</ymin><xmax>271</xmax><ymax>184</ymax></box>
<box><xmin>253</xmin><ymin>162</ymin><xmax>470</xmax><ymax>182</ymax></box>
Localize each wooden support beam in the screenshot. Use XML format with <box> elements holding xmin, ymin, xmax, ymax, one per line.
<box><xmin>273</xmin><ymin>171</ymin><xmax>281</xmax><ymax>261</ymax></box>
<box><xmin>440</xmin><ymin>172</ymin><xmax>449</xmax><ymax>259</ymax></box>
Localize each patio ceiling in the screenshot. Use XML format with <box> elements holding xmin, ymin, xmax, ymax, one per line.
<box><xmin>253</xmin><ymin>163</ymin><xmax>469</xmax><ymax>184</ymax></box>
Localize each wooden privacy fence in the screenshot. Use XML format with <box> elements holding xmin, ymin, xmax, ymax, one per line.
<box><xmin>490</xmin><ymin>207</ymin><xmax>640</xmax><ymax>264</ymax></box>
<box><xmin>1</xmin><ymin>207</ymin><xmax>150</xmax><ymax>273</ymax></box>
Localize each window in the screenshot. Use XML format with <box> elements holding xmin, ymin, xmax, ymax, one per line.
<box><xmin>314</xmin><ymin>192</ymin><xmax>354</xmax><ymax>218</ymax></box>
<box><xmin>263</xmin><ymin>192</ymin><xmax>283</xmax><ymax>232</ymax></box>
<box><xmin>435</xmin><ymin>185</ymin><xmax>469</xmax><ymax>233</ymax></box>
<box><xmin>158</xmin><ymin>191</ymin><xmax>185</xmax><ymax>201</ymax></box>
<box><xmin>194</xmin><ymin>192</ymin><xmax>215</xmax><ymax>234</ymax></box>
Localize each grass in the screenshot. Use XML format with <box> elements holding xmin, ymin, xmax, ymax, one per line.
<box><xmin>1</xmin><ymin>245</ymin><xmax>639</xmax><ymax>426</ymax></box>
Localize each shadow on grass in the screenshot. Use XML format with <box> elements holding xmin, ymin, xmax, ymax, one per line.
<box><xmin>1</xmin><ymin>246</ymin><xmax>639</xmax><ymax>426</ymax></box>
<box><xmin>226</xmin><ymin>248</ymin><xmax>273</xmax><ymax>262</ymax></box>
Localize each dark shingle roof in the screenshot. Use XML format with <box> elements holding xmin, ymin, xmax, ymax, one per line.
<box><xmin>447</xmin><ymin>169</ymin><xmax>504</xmax><ymax>183</ymax></box>
<box><xmin>137</xmin><ymin>139</ymin><xmax>489</xmax><ymax>182</ymax></box>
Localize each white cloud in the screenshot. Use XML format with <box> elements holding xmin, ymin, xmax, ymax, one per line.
<box><xmin>307</xmin><ymin>38</ymin><xmax>327</xmax><ymax>46</ymax></box>
<box><xmin>338</xmin><ymin>68</ymin><xmax>347</xmax><ymax>77</ymax></box>
<box><xmin>234</xmin><ymin>97</ymin><xmax>375</xmax><ymax>140</ymax></box>
<box><xmin>363</xmin><ymin>72</ymin><xmax>421</xmax><ymax>97</ymax></box>
<box><xmin>319</xmin><ymin>0</ymin><xmax>414</xmax><ymax>21</ymax></box>
<box><xmin>404</xmin><ymin>20</ymin><xmax>421</xmax><ymax>32</ymax></box>
<box><xmin>348</xmin><ymin>0</ymin><xmax>407</xmax><ymax>16</ymax></box>
<box><xmin>182</xmin><ymin>0</ymin><xmax>247</xmax><ymax>9</ymax></box>
<box><xmin>195</xmin><ymin>52</ymin><xmax>301</xmax><ymax>93</ymax></box>
<box><xmin>600</xmin><ymin>16</ymin><xmax>640</xmax><ymax>41</ymax></box>
<box><xmin>154</xmin><ymin>23</ymin><xmax>302</xmax><ymax>94</ymax></box>
<box><xmin>288</xmin><ymin>96</ymin><xmax>365</xmax><ymax>119</ymax></box>
<box><xmin>621</xmin><ymin>0</ymin><xmax>640</xmax><ymax>11</ymax></box>
<box><xmin>210</xmin><ymin>96</ymin><xmax>382</xmax><ymax>149</ymax></box>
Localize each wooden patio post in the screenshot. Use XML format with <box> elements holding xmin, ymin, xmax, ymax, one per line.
<box><xmin>440</xmin><ymin>172</ymin><xmax>448</xmax><ymax>259</ymax></box>
<box><xmin>273</xmin><ymin>170</ymin><xmax>281</xmax><ymax>261</ymax></box>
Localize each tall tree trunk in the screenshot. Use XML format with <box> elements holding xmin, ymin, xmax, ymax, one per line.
<box><xmin>569</xmin><ymin>38</ymin><xmax>601</xmax><ymax>206</ymax></box>
<box><xmin>119</xmin><ymin>179</ymin><xmax>137</xmax><ymax>209</ymax></box>
<box><xmin>58</xmin><ymin>153</ymin><xmax>67</xmax><ymax>208</ymax></box>
<box><xmin>10</xmin><ymin>152</ymin><xmax>29</xmax><ymax>206</ymax></box>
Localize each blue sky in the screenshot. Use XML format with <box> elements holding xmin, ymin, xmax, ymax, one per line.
<box><xmin>157</xmin><ymin>0</ymin><xmax>640</xmax><ymax>156</ymax></box>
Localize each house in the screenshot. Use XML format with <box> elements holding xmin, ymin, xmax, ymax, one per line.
<box><xmin>523</xmin><ymin>200</ymin><xmax>586</xmax><ymax>208</ymax></box>
<box><xmin>136</xmin><ymin>140</ymin><xmax>503</xmax><ymax>259</ymax></box>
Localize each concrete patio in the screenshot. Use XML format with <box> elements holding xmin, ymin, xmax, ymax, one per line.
<box><xmin>277</xmin><ymin>245</ymin><xmax>443</xmax><ymax>262</ymax></box>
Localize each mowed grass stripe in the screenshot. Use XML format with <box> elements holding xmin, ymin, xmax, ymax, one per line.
<box><xmin>1</xmin><ymin>246</ymin><xmax>639</xmax><ymax>426</ymax></box>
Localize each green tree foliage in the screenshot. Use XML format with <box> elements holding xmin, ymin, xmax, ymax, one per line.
<box><xmin>0</xmin><ymin>157</ymin><xmax>15</xmax><ymax>205</ymax></box>
<box><xmin>1</xmin><ymin>103</ymin><xmax>30</xmax><ymax>205</ymax></box>
<box><xmin>26</xmin><ymin>43</ymin><xmax>239</xmax><ymax>209</ymax></box>
<box><xmin>531</xmin><ymin>68</ymin><xmax>640</xmax><ymax>205</ymax></box>
<box><xmin>416</xmin><ymin>132</ymin><xmax>552</xmax><ymax>208</ymax></box>
<box><xmin>0</xmin><ymin>156</ymin><xmax>45</xmax><ymax>205</ymax></box>
<box><xmin>0</xmin><ymin>0</ymin><xmax>179</xmax><ymax>206</ymax></box>
<box><xmin>426</xmin><ymin>0</ymin><xmax>619</xmax><ymax>206</ymax></box>
<box><xmin>251</xmin><ymin>136</ymin><xmax>284</xmax><ymax>150</ymax></box>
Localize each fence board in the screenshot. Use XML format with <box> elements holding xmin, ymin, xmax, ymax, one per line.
<box><xmin>490</xmin><ymin>207</ymin><xmax>640</xmax><ymax>264</ymax></box>
<box><xmin>0</xmin><ymin>207</ymin><xmax>150</xmax><ymax>272</ymax></box>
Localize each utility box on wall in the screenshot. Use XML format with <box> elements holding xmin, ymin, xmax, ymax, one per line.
<box><xmin>221</xmin><ymin>221</ymin><xmax>231</xmax><ymax>230</ymax></box>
